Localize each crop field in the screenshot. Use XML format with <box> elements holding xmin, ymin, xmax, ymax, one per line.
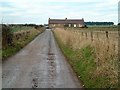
<box><xmin>53</xmin><ymin>27</ymin><xmax>118</xmax><ymax>88</ymax></box>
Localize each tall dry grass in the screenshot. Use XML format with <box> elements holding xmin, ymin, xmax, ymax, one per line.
<box><xmin>54</xmin><ymin>28</ymin><xmax>118</xmax><ymax>86</ymax></box>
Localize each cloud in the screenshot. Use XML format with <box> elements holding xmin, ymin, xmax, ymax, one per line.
<box><xmin>0</xmin><ymin>0</ymin><xmax>119</xmax><ymax>24</ymax></box>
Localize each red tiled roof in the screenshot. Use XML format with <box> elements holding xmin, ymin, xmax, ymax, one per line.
<box><xmin>49</xmin><ymin>18</ymin><xmax>85</xmax><ymax>24</ymax></box>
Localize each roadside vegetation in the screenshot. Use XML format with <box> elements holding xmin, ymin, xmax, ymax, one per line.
<box><xmin>2</xmin><ymin>24</ymin><xmax>45</xmax><ymax>60</ymax></box>
<box><xmin>53</xmin><ymin>27</ymin><xmax>118</xmax><ymax>88</ymax></box>
<box><xmin>11</xmin><ymin>26</ymin><xmax>32</xmax><ymax>32</ymax></box>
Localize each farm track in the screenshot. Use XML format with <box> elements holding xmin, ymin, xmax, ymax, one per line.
<box><xmin>2</xmin><ymin>30</ymin><xmax>82</xmax><ymax>88</ymax></box>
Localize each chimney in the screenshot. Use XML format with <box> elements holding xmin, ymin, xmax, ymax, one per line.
<box><xmin>48</xmin><ymin>18</ymin><xmax>50</xmax><ymax>24</ymax></box>
<box><xmin>82</xmin><ymin>18</ymin><xmax>84</xmax><ymax>21</ymax></box>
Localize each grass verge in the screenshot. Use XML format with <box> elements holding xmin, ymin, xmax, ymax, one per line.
<box><xmin>53</xmin><ymin>30</ymin><xmax>118</xmax><ymax>88</ymax></box>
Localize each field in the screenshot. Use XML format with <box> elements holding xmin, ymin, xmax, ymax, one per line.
<box><xmin>11</xmin><ymin>26</ymin><xmax>33</xmax><ymax>32</ymax></box>
<box><xmin>53</xmin><ymin>27</ymin><xmax>118</xmax><ymax>88</ymax></box>
<box><xmin>2</xmin><ymin>25</ymin><xmax>45</xmax><ymax>60</ymax></box>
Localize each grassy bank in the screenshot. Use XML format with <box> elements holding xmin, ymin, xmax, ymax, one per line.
<box><xmin>53</xmin><ymin>28</ymin><xmax>118</xmax><ymax>88</ymax></box>
<box><xmin>2</xmin><ymin>28</ymin><xmax>44</xmax><ymax>60</ymax></box>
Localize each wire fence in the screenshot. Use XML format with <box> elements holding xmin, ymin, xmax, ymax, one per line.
<box><xmin>70</xmin><ymin>30</ymin><xmax>118</xmax><ymax>53</ymax></box>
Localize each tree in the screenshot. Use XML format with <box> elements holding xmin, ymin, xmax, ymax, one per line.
<box><xmin>85</xmin><ymin>22</ymin><xmax>114</xmax><ymax>25</ymax></box>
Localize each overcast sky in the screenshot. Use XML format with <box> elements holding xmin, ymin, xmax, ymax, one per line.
<box><xmin>0</xmin><ymin>0</ymin><xmax>119</xmax><ymax>25</ymax></box>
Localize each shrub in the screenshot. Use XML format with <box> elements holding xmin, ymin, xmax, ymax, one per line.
<box><xmin>2</xmin><ymin>24</ymin><xmax>13</xmax><ymax>48</ymax></box>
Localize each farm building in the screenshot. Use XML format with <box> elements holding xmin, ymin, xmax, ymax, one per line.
<box><xmin>48</xmin><ymin>18</ymin><xmax>85</xmax><ymax>28</ymax></box>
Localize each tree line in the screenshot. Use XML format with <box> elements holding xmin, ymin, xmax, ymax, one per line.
<box><xmin>85</xmin><ymin>22</ymin><xmax>114</xmax><ymax>25</ymax></box>
<box><xmin>7</xmin><ymin>24</ymin><xmax>44</xmax><ymax>27</ymax></box>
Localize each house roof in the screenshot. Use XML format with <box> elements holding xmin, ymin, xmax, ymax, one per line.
<box><xmin>66</xmin><ymin>19</ymin><xmax>84</xmax><ymax>24</ymax></box>
<box><xmin>49</xmin><ymin>19</ymin><xmax>66</xmax><ymax>24</ymax></box>
<box><xmin>49</xmin><ymin>18</ymin><xmax>85</xmax><ymax>24</ymax></box>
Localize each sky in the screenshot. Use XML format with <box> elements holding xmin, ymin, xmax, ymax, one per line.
<box><xmin>0</xmin><ymin>0</ymin><xmax>119</xmax><ymax>25</ymax></box>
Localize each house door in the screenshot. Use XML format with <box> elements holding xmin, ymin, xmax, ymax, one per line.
<box><xmin>74</xmin><ymin>24</ymin><xmax>76</xmax><ymax>27</ymax></box>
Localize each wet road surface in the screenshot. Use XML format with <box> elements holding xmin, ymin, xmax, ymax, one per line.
<box><xmin>2</xmin><ymin>30</ymin><xmax>82</xmax><ymax>88</ymax></box>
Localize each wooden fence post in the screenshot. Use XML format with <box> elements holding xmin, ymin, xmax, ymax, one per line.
<box><xmin>119</xmin><ymin>31</ymin><xmax>120</xmax><ymax>37</ymax></box>
<box><xmin>91</xmin><ymin>32</ymin><xmax>93</xmax><ymax>41</ymax></box>
<box><xmin>106</xmin><ymin>31</ymin><xmax>109</xmax><ymax>52</ymax></box>
<box><xmin>85</xmin><ymin>32</ymin><xmax>87</xmax><ymax>39</ymax></box>
<box><xmin>97</xmin><ymin>32</ymin><xmax>99</xmax><ymax>40</ymax></box>
<box><xmin>81</xmin><ymin>32</ymin><xmax>83</xmax><ymax>37</ymax></box>
<box><xmin>106</xmin><ymin>31</ymin><xmax>109</xmax><ymax>39</ymax></box>
<box><xmin>113</xmin><ymin>44</ymin><xmax>116</xmax><ymax>51</ymax></box>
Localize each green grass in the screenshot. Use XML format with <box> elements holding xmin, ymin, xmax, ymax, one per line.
<box><xmin>53</xmin><ymin>31</ymin><xmax>118</xmax><ymax>88</ymax></box>
<box><xmin>11</xmin><ymin>26</ymin><xmax>33</xmax><ymax>32</ymax></box>
<box><xmin>2</xmin><ymin>46</ymin><xmax>20</xmax><ymax>59</ymax></box>
<box><xmin>66</xmin><ymin>26</ymin><xmax>118</xmax><ymax>31</ymax></box>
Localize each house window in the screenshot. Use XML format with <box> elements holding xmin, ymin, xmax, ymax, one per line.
<box><xmin>69</xmin><ymin>24</ymin><xmax>71</xmax><ymax>27</ymax></box>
